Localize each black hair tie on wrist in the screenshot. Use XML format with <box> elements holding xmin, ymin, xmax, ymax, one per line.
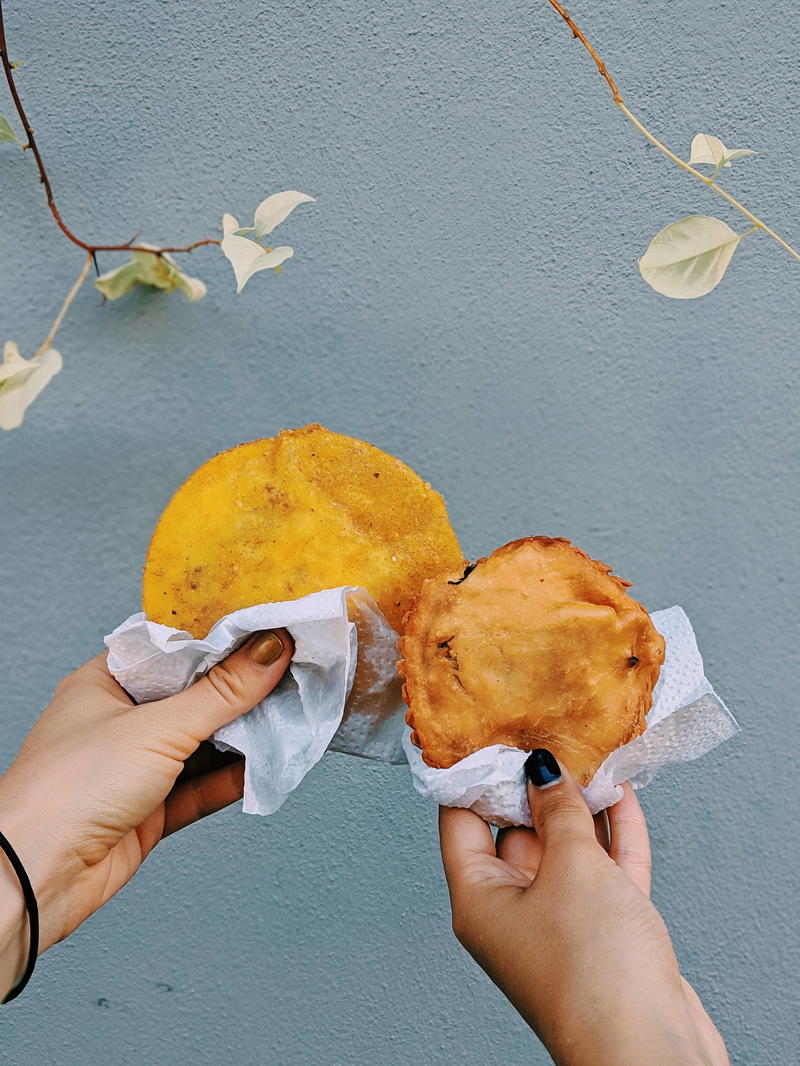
<box><xmin>0</xmin><ymin>830</ymin><xmax>39</xmax><ymax>1003</ymax></box>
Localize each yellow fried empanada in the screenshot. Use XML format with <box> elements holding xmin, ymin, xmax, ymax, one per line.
<box><xmin>399</xmin><ymin>536</ymin><xmax>665</xmax><ymax>785</ymax></box>
<box><xmin>143</xmin><ymin>424</ymin><xmax>464</xmax><ymax>637</ymax></box>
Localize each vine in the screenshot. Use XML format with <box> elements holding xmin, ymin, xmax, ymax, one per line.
<box><xmin>1</xmin><ymin>2</ymin><xmax>795</xmax><ymax>428</ymax></box>
<box><xmin>0</xmin><ymin>0</ymin><xmax>314</xmax><ymax>429</ymax></box>
<box><xmin>545</xmin><ymin>0</ymin><xmax>799</xmax><ymax>297</ymax></box>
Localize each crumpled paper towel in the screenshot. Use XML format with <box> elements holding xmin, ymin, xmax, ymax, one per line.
<box><xmin>105</xmin><ymin>587</ymin><xmax>406</xmax><ymax>815</ymax></box>
<box><xmin>404</xmin><ymin>606</ymin><xmax>739</xmax><ymax>826</ymax></box>
<box><xmin>106</xmin><ymin>592</ymin><xmax>738</xmax><ymax>825</ymax></box>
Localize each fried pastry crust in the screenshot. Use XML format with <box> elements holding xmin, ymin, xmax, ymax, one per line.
<box><xmin>399</xmin><ymin>537</ymin><xmax>666</xmax><ymax>786</ymax></box>
<box><xmin>143</xmin><ymin>424</ymin><xmax>464</xmax><ymax>637</ymax></box>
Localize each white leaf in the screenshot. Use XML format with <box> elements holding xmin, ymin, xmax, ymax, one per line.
<box><xmin>174</xmin><ymin>273</ymin><xmax>208</xmax><ymax>302</ymax></box>
<box><xmin>0</xmin><ymin>115</ymin><xmax>19</xmax><ymax>143</ymax></box>
<box><xmin>222</xmin><ymin>213</ymin><xmax>241</xmax><ymax>238</ymax></box>
<box><xmin>638</xmin><ymin>215</ymin><xmax>747</xmax><ymax>299</ymax></box>
<box><xmin>95</xmin><ymin>260</ymin><xmax>144</xmax><ymax>300</ymax></box>
<box><xmin>689</xmin><ymin>133</ymin><xmax>755</xmax><ymax>169</ymax></box>
<box><xmin>724</xmin><ymin>148</ymin><xmax>756</xmax><ymax>163</ymax></box>
<box><xmin>95</xmin><ymin>246</ymin><xmax>206</xmax><ymax>301</ymax></box>
<box><xmin>689</xmin><ymin>133</ymin><xmax>727</xmax><ymax>167</ymax></box>
<box><xmin>0</xmin><ymin>342</ymin><xmax>63</xmax><ymax>430</ymax></box>
<box><xmin>221</xmin><ymin>232</ymin><xmax>294</xmax><ymax>293</ymax></box>
<box><xmin>253</xmin><ymin>190</ymin><xmax>315</xmax><ymax>239</ymax></box>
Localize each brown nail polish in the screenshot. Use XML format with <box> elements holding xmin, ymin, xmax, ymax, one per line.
<box><xmin>247</xmin><ymin>630</ymin><xmax>284</xmax><ymax>666</ymax></box>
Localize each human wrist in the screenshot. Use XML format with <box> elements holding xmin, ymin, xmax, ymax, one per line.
<box><xmin>0</xmin><ymin>780</ymin><xmax>73</xmax><ymax>958</ymax></box>
<box><xmin>542</xmin><ymin>1001</ymin><xmax>714</xmax><ymax>1066</ymax></box>
<box><xmin>0</xmin><ymin>843</ymin><xmax>29</xmax><ymax>998</ymax></box>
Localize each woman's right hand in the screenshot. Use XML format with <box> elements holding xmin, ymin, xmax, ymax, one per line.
<box><xmin>439</xmin><ymin>752</ymin><xmax>730</xmax><ymax>1066</ymax></box>
<box><xmin>0</xmin><ymin>630</ymin><xmax>293</xmax><ymax>999</ymax></box>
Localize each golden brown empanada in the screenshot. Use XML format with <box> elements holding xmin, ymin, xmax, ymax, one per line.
<box><xmin>399</xmin><ymin>536</ymin><xmax>665</xmax><ymax>785</ymax></box>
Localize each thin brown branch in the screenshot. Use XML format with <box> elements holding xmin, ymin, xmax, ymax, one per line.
<box><xmin>0</xmin><ymin>0</ymin><xmax>219</xmax><ymax>257</ymax></box>
<box><xmin>545</xmin><ymin>0</ymin><xmax>623</xmax><ymax>103</ymax></box>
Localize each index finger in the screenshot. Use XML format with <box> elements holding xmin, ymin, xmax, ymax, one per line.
<box><xmin>607</xmin><ymin>782</ymin><xmax>652</xmax><ymax>898</ymax></box>
<box><xmin>438</xmin><ymin>805</ymin><xmax>496</xmax><ymax>899</ymax></box>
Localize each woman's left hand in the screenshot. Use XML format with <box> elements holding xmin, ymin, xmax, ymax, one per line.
<box><xmin>0</xmin><ymin>629</ymin><xmax>292</xmax><ymax>996</ymax></box>
<box><xmin>439</xmin><ymin>762</ymin><xmax>730</xmax><ymax>1066</ymax></box>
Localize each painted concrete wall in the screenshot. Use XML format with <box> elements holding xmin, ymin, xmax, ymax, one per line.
<box><xmin>1</xmin><ymin>0</ymin><xmax>797</xmax><ymax>1062</ymax></box>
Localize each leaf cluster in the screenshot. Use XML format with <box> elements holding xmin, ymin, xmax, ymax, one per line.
<box><xmin>638</xmin><ymin>135</ymin><xmax>759</xmax><ymax>299</ymax></box>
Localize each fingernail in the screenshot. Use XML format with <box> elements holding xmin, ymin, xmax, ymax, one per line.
<box><xmin>524</xmin><ymin>749</ymin><xmax>562</xmax><ymax>788</ymax></box>
<box><xmin>246</xmin><ymin>630</ymin><xmax>284</xmax><ymax>666</ymax></box>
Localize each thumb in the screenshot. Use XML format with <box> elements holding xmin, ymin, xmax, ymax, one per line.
<box><xmin>524</xmin><ymin>748</ymin><xmax>596</xmax><ymax>851</ymax></box>
<box><xmin>147</xmin><ymin>628</ymin><xmax>293</xmax><ymax>743</ymax></box>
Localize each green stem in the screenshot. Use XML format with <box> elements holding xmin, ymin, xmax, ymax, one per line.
<box><xmin>616</xmin><ymin>102</ymin><xmax>800</xmax><ymax>262</ymax></box>
<box><xmin>35</xmin><ymin>254</ymin><xmax>92</xmax><ymax>357</ymax></box>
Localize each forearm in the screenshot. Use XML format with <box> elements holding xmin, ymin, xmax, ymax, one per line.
<box><xmin>491</xmin><ymin>965</ymin><xmax>718</xmax><ymax>1066</ymax></box>
<box><xmin>543</xmin><ymin>1007</ymin><xmax>717</xmax><ymax>1066</ymax></box>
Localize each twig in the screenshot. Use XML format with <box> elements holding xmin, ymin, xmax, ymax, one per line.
<box><xmin>34</xmin><ymin>253</ymin><xmax>92</xmax><ymax>356</ymax></box>
<box><xmin>545</xmin><ymin>0</ymin><xmax>622</xmax><ymax>102</ymax></box>
<box><xmin>0</xmin><ymin>0</ymin><xmax>220</xmax><ymax>258</ymax></box>
<box><xmin>545</xmin><ymin>0</ymin><xmax>800</xmax><ymax>262</ymax></box>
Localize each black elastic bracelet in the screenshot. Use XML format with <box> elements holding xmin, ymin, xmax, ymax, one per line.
<box><xmin>0</xmin><ymin>830</ymin><xmax>39</xmax><ymax>1003</ymax></box>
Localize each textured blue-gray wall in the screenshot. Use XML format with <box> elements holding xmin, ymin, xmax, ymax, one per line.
<box><xmin>1</xmin><ymin>1</ymin><xmax>798</xmax><ymax>1062</ymax></box>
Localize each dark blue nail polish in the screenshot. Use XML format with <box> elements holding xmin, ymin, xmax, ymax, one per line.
<box><xmin>524</xmin><ymin>749</ymin><xmax>561</xmax><ymax>788</ymax></box>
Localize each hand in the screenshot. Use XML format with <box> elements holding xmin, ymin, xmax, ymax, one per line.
<box><xmin>0</xmin><ymin>629</ymin><xmax>292</xmax><ymax>997</ymax></box>
<box><xmin>439</xmin><ymin>752</ymin><xmax>730</xmax><ymax>1066</ymax></box>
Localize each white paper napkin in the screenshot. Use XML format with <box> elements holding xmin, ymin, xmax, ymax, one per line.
<box><xmin>404</xmin><ymin>606</ymin><xmax>739</xmax><ymax>826</ymax></box>
<box><xmin>106</xmin><ymin>596</ymin><xmax>737</xmax><ymax>824</ymax></box>
<box><xmin>106</xmin><ymin>587</ymin><xmax>405</xmax><ymax>815</ymax></box>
